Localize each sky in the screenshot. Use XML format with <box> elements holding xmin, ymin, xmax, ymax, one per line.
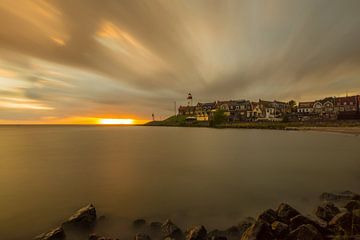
<box><xmin>0</xmin><ymin>0</ymin><xmax>360</xmax><ymax>124</ymax></box>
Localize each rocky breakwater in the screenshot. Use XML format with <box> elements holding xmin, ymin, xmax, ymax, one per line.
<box><xmin>35</xmin><ymin>204</ymin><xmax>97</xmax><ymax>240</ymax></box>
<box><xmin>35</xmin><ymin>191</ymin><xmax>360</xmax><ymax>240</ymax></box>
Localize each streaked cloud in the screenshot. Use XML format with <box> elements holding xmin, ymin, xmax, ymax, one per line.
<box><xmin>0</xmin><ymin>0</ymin><xmax>360</xmax><ymax>123</ymax></box>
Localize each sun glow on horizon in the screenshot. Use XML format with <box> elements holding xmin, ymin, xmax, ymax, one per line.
<box><xmin>97</xmin><ymin>118</ymin><xmax>135</xmax><ymax>125</ymax></box>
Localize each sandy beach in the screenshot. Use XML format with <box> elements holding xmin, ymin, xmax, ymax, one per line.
<box><xmin>296</xmin><ymin>127</ymin><xmax>360</xmax><ymax>136</ymax></box>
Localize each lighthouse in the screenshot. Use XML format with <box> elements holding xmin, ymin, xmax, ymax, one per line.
<box><xmin>187</xmin><ymin>93</ymin><xmax>193</xmax><ymax>106</ymax></box>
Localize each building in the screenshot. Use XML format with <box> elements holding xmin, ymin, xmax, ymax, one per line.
<box><xmin>335</xmin><ymin>95</ymin><xmax>360</xmax><ymax>119</ymax></box>
<box><xmin>195</xmin><ymin>102</ymin><xmax>216</xmax><ymax>121</ymax></box>
<box><xmin>297</xmin><ymin>102</ymin><xmax>315</xmax><ymax>114</ymax></box>
<box><xmin>216</xmin><ymin>100</ymin><xmax>252</xmax><ymax>122</ymax></box>
<box><xmin>178</xmin><ymin>105</ymin><xmax>196</xmax><ymax>116</ymax></box>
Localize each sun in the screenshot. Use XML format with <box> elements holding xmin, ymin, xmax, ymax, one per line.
<box><xmin>98</xmin><ymin>118</ymin><xmax>135</xmax><ymax>125</ymax></box>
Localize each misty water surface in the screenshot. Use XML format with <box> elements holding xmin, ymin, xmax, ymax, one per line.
<box><xmin>0</xmin><ymin>126</ymin><xmax>359</xmax><ymax>239</ymax></box>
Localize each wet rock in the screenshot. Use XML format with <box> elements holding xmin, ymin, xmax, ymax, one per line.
<box><xmin>207</xmin><ymin>229</ymin><xmax>228</xmax><ymax>240</ymax></box>
<box><xmin>237</xmin><ymin>218</ymin><xmax>255</xmax><ymax>237</ymax></box>
<box><xmin>276</xmin><ymin>203</ymin><xmax>300</xmax><ymax>223</ymax></box>
<box><xmin>271</xmin><ymin>221</ymin><xmax>289</xmax><ymax>238</ymax></box>
<box><xmin>328</xmin><ymin>211</ymin><xmax>352</xmax><ymax>234</ymax></box>
<box><xmin>88</xmin><ymin>234</ymin><xmax>114</xmax><ymax>240</ymax></box>
<box><xmin>344</xmin><ymin>200</ymin><xmax>360</xmax><ymax>212</ymax></box>
<box><xmin>161</xmin><ymin>219</ymin><xmax>184</xmax><ymax>240</ymax></box>
<box><xmin>257</xmin><ymin>209</ymin><xmax>278</xmax><ymax>224</ymax></box>
<box><xmin>315</xmin><ymin>202</ymin><xmax>340</xmax><ymax>222</ymax></box>
<box><xmin>288</xmin><ymin>224</ymin><xmax>323</xmax><ymax>240</ymax></box>
<box><xmin>225</xmin><ymin>226</ymin><xmax>241</xmax><ymax>238</ymax></box>
<box><xmin>240</xmin><ymin>220</ymin><xmax>274</xmax><ymax>240</ymax></box>
<box><xmin>135</xmin><ymin>233</ymin><xmax>151</xmax><ymax>240</ymax></box>
<box><xmin>63</xmin><ymin>204</ymin><xmax>97</xmax><ymax>228</ymax></box>
<box><xmin>186</xmin><ymin>225</ymin><xmax>207</xmax><ymax>240</ymax></box>
<box><xmin>35</xmin><ymin>226</ymin><xmax>65</xmax><ymax>240</ymax></box>
<box><xmin>320</xmin><ymin>191</ymin><xmax>360</xmax><ymax>202</ymax></box>
<box><xmin>289</xmin><ymin>214</ymin><xmax>329</xmax><ymax>236</ymax></box>
<box><xmin>133</xmin><ymin>219</ymin><xmax>147</xmax><ymax>229</ymax></box>
<box><xmin>352</xmin><ymin>209</ymin><xmax>360</xmax><ymax>235</ymax></box>
<box><xmin>149</xmin><ymin>221</ymin><xmax>162</xmax><ymax>234</ymax></box>
<box><xmin>208</xmin><ymin>236</ymin><xmax>227</xmax><ymax>240</ymax></box>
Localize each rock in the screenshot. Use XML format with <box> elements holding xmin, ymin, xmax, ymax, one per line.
<box><xmin>276</xmin><ymin>203</ymin><xmax>300</xmax><ymax>223</ymax></box>
<box><xmin>237</xmin><ymin>218</ymin><xmax>255</xmax><ymax>237</ymax></box>
<box><xmin>135</xmin><ymin>233</ymin><xmax>151</xmax><ymax>240</ymax></box>
<box><xmin>186</xmin><ymin>225</ymin><xmax>207</xmax><ymax>240</ymax></box>
<box><xmin>288</xmin><ymin>224</ymin><xmax>323</xmax><ymax>240</ymax></box>
<box><xmin>315</xmin><ymin>202</ymin><xmax>340</xmax><ymax>222</ymax></box>
<box><xmin>352</xmin><ymin>209</ymin><xmax>360</xmax><ymax>235</ymax></box>
<box><xmin>208</xmin><ymin>236</ymin><xmax>227</xmax><ymax>240</ymax></box>
<box><xmin>161</xmin><ymin>219</ymin><xmax>184</xmax><ymax>240</ymax></box>
<box><xmin>289</xmin><ymin>214</ymin><xmax>330</xmax><ymax>236</ymax></box>
<box><xmin>257</xmin><ymin>209</ymin><xmax>278</xmax><ymax>224</ymax></box>
<box><xmin>89</xmin><ymin>234</ymin><xmax>114</xmax><ymax>240</ymax></box>
<box><xmin>271</xmin><ymin>221</ymin><xmax>289</xmax><ymax>238</ymax></box>
<box><xmin>149</xmin><ymin>221</ymin><xmax>162</xmax><ymax>234</ymax></box>
<box><xmin>344</xmin><ymin>200</ymin><xmax>360</xmax><ymax>212</ymax></box>
<box><xmin>207</xmin><ymin>230</ymin><xmax>227</xmax><ymax>240</ymax></box>
<box><xmin>320</xmin><ymin>191</ymin><xmax>360</xmax><ymax>202</ymax></box>
<box><xmin>225</xmin><ymin>226</ymin><xmax>241</xmax><ymax>238</ymax></box>
<box><xmin>328</xmin><ymin>211</ymin><xmax>352</xmax><ymax>234</ymax></box>
<box><xmin>63</xmin><ymin>204</ymin><xmax>97</xmax><ymax>228</ymax></box>
<box><xmin>240</xmin><ymin>220</ymin><xmax>275</xmax><ymax>240</ymax></box>
<box><xmin>133</xmin><ymin>219</ymin><xmax>147</xmax><ymax>229</ymax></box>
<box><xmin>35</xmin><ymin>226</ymin><xmax>65</xmax><ymax>240</ymax></box>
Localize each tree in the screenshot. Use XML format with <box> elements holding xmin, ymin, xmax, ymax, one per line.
<box><xmin>288</xmin><ymin>100</ymin><xmax>297</xmax><ymax>112</ymax></box>
<box><xmin>210</xmin><ymin>109</ymin><xmax>227</xmax><ymax>127</ymax></box>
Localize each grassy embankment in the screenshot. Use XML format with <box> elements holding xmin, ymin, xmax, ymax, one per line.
<box><xmin>145</xmin><ymin>115</ymin><xmax>360</xmax><ymax>131</ymax></box>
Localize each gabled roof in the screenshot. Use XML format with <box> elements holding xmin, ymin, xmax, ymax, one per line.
<box><xmin>335</xmin><ymin>95</ymin><xmax>360</xmax><ymax>105</ymax></box>
<box><xmin>298</xmin><ymin>102</ymin><xmax>315</xmax><ymax>108</ymax></box>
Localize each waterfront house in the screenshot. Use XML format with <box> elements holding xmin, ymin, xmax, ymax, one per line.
<box><xmin>250</xmin><ymin>102</ymin><xmax>262</xmax><ymax>120</ymax></box>
<box><xmin>335</xmin><ymin>95</ymin><xmax>360</xmax><ymax>119</ymax></box>
<box><xmin>297</xmin><ymin>102</ymin><xmax>315</xmax><ymax>114</ymax></box>
<box><xmin>178</xmin><ymin>105</ymin><xmax>196</xmax><ymax>116</ymax></box>
<box><xmin>195</xmin><ymin>102</ymin><xmax>216</xmax><ymax>121</ymax></box>
<box><xmin>258</xmin><ymin>100</ymin><xmax>276</xmax><ymax>120</ymax></box>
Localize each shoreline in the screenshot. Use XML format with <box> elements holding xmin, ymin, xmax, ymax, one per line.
<box><xmin>290</xmin><ymin>126</ymin><xmax>360</xmax><ymax>136</ymax></box>
<box><xmin>145</xmin><ymin>118</ymin><xmax>360</xmax><ymax>136</ymax></box>
<box><xmin>36</xmin><ymin>191</ymin><xmax>360</xmax><ymax>240</ymax></box>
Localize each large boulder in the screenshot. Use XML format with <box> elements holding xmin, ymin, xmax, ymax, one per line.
<box><xmin>88</xmin><ymin>234</ymin><xmax>114</xmax><ymax>240</ymax></box>
<box><xmin>276</xmin><ymin>203</ymin><xmax>300</xmax><ymax>223</ymax></box>
<box><xmin>353</xmin><ymin>209</ymin><xmax>360</xmax><ymax>235</ymax></box>
<box><xmin>271</xmin><ymin>221</ymin><xmax>289</xmax><ymax>238</ymax></box>
<box><xmin>289</xmin><ymin>214</ymin><xmax>329</xmax><ymax>236</ymax></box>
<box><xmin>161</xmin><ymin>219</ymin><xmax>184</xmax><ymax>240</ymax></box>
<box><xmin>320</xmin><ymin>191</ymin><xmax>360</xmax><ymax>202</ymax></box>
<box><xmin>63</xmin><ymin>204</ymin><xmax>97</xmax><ymax>228</ymax></box>
<box><xmin>315</xmin><ymin>202</ymin><xmax>340</xmax><ymax>222</ymax></box>
<box><xmin>237</xmin><ymin>218</ymin><xmax>255</xmax><ymax>237</ymax></box>
<box><xmin>207</xmin><ymin>229</ymin><xmax>227</xmax><ymax>240</ymax></box>
<box><xmin>240</xmin><ymin>220</ymin><xmax>275</xmax><ymax>240</ymax></box>
<box><xmin>344</xmin><ymin>200</ymin><xmax>360</xmax><ymax>212</ymax></box>
<box><xmin>288</xmin><ymin>224</ymin><xmax>323</xmax><ymax>240</ymax></box>
<box><xmin>328</xmin><ymin>211</ymin><xmax>353</xmax><ymax>235</ymax></box>
<box><xmin>133</xmin><ymin>219</ymin><xmax>147</xmax><ymax>229</ymax></box>
<box><xmin>257</xmin><ymin>209</ymin><xmax>278</xmax><ymax>224</ymax></box>
<box><xmin>35</xmin><ymin>226</ymin><xmax>65</xmax><ymax>240</ymax></box>
<box><xmin>186</xmin><ymin>225</ymin><xmax>207</xmax><ymax>240</ymax></box>
<box><xmin>135</xmin><ymin>233</ymin><xmax>151</xmax><ymax>240</ymax></box>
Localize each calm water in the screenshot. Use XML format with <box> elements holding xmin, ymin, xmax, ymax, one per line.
<box><xmin>0</xmin><ymin>126</ymin><xmax>359</xmax><ymax>239</ymax></box>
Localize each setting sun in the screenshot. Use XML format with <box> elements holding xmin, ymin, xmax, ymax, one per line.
<box><xmin>98</xmin><ymin>118</ymin><xmax>135</xmax><ymax>125</ymax></box>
